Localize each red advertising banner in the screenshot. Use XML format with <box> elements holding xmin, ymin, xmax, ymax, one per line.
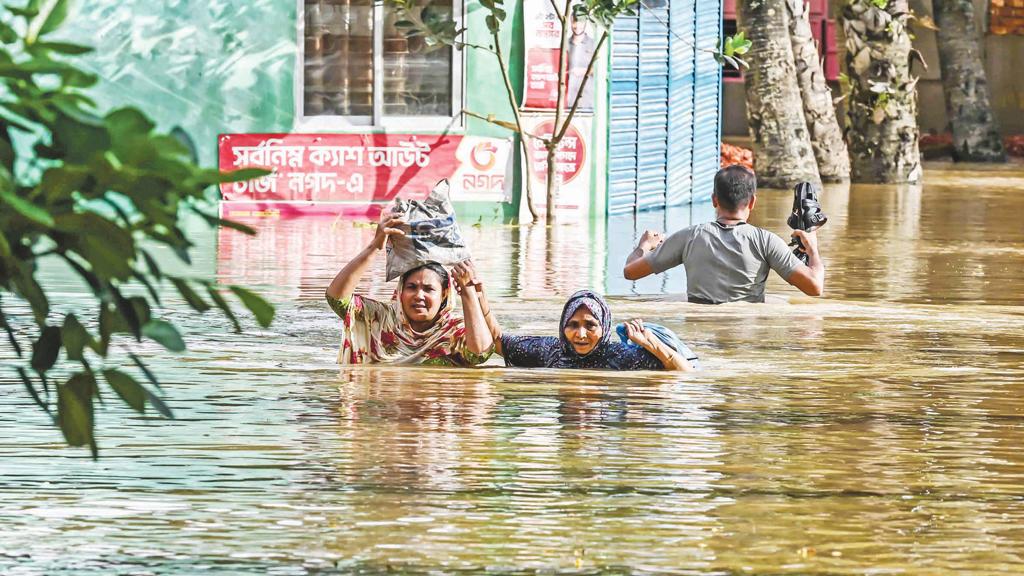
<box><xmin>521</xmin><ymin>0</ymin><xmax>597</xmax><ymax>111</ymax></box>
<box><xmin>218</xmin><ymin>133</ymin><xmax>512</xmax><ymax>218</ymax></box>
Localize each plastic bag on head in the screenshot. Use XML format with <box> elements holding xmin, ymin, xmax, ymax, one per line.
<box><xmin>385</xmin><ymin>179</ymin><xmax>472</xmax><ymax>282</ymax></box>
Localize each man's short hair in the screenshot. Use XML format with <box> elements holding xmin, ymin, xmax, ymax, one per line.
<box><xmin>713</xmin><ymin>165</ymin><xmax>757</xmax><ymax>210</ymax></box>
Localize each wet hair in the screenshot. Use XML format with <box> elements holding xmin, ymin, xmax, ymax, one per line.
<box><xmin>713</xmin><ymin>165</ymin><xmax>757</xmax><ymax>211</ymax></box>
<box><xmin>400</xmin><ymin>262</ymin><xmax>449</xmax><ymax>289</ymax></box>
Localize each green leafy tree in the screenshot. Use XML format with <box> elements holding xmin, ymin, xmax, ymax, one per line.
<box><xmin>0</xmin><ymin>0</ymin><xmax>274</xmax><ymax>457</ymax></box>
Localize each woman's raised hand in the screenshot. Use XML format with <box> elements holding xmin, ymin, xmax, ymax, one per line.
<box><xmin>451</xmin><ymin>260</ymin><xmax>477</xmax><ymax>290</ymax></box>
<box><xmin>624</xmin><ymin>318</ymin><xmax>657</xmax><ymax>349</ymax></box>
<box><xmin>372</xmin><ymin>215</ymin><xmax>406</xmax><ymax>251</ymax></box>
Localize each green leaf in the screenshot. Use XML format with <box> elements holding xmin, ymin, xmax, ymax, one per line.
<box><xmin>18</xmin><ymin>367</ymin><xmax>50</xmax><ymax>414</ymax></box>
<box><xmin>62</xmin><ymin>313</ymin><xmax>91</xmax><ymax>361</ymax></box>
<box><xmin>142</xmin><ymin>319</ymin><xmax>185</xmax><ymax>352</ymax></box>
<box><xmin>129</xmin><ymin>352</ymin><xmax>161</xmax><ymax>390</ymax></box>
<box><xmin>31</xmin><ymin>325</ymin><xmax>62</xmax><ymax>373</ymax></box>
<box><xmin>11</xmin><ymin>265</ymin><xmax>50</xmax><ymax>323</ymax></box>
<box><xmin>0</xmin><ymin>187</ymin><xmax>54</xmax><ymax>227</ymax></box>
<box><xmin>111</xmin><ymin>288</ymin><xmax>142</xmax><ymax>340</ymax></box>
<box><xmin>0</xmin><ymin>20</ymin><xmax>19</xmax><ymax>43</ymax></box>
<box><xmin>144</xmin><ymin>389</ymin><xmax>173</xmax><ymax>418</ymax></box>
<box><xmin>33</xmin><ymin>40</ymin><xmax>93</xmax><ymax>54</ymax></box>
<box><xmin>38</xmin><ymin>0</ymin><xmax>73</xmax><ymax>37</ymax></box>
<box><xmin>170</xmin><ymin>277</ymin><xmax>210</xmax><ymax>313</ymax></box>
<box><xmin>206</xmin><ymin>284</ymin><xmax>241</xmax><ymax>332</ymax></box>
<box><xmin>216</xmin><ymin>167</ymin><xmax>273</xmax><ymax>183</ymax></box>
<box><xmin>132</xmin><ymin>271</ymin><xmax>162</xmax><ymax>305</ymax></box>
<box><xmin>52</xmin><ymin>113</ymin><xmax>110</xmax><ymax>164</ymax></box>
<box><xmin>0</xmin><ymin>305</ymin><xmax>22</xmax><ymax>357</ymax></box>
<box><xmin>140</xmin><ymin>249</ymin><xmax>163</xmax><ymax>280</ymax></box>
<box><xmin>189</xmin><ymin>205</ymin><xmax>256</xmax><ymax>235</ymax></box>
<box><xmin>57</xmin><ymin>372</ymin><xmax>95</xmax><ymax>450</ymax></box>
<box><xmin>229</xmin><ymin>285</ymin><xmax>275</xmax><ymax>328</ymax></box>
<box><xmin>6</xmin><ymin>5</ymin><xmax>40</xmax><ymax>19</ymax></box>
<box><xmin>102</xmin><ymin>369</ymin><xmax>145</xmax><ymax>414</ymax></box>
<box><xmin>54</xmin><ymin>212</ymin><xmax>136</xmax><ymax>280</ymax></box>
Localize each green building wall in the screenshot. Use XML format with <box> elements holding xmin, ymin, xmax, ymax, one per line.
<box><xmin>54</xmin><ymin>1</ymin><xmax>615</xmax><ymax>222</ymax></box>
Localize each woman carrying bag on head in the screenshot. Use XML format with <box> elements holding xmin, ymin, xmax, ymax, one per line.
<box><xmin>325</xmin><ymin>214</ymin><xmax>493</xmax><ymax>366</ymax></box>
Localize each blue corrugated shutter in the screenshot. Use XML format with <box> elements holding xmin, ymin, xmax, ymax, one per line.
<box><xmin>608</xmin><ymin>14</ymin><xmax>640</xmax><ymax>215</ymax></box>
<box><xmin>607</xmin><ymin>0</ymin><xmax>721</xmax><ymax>214</ymax></box>
<box><xmin>667</xmin><ymin>0</ymin><xmax>696</xmax><ymax>206</ymax></box>
<box><xmin>692</xmin><ymin>0</ymin><xmax>722</xmax><ymax>199</ymax></box>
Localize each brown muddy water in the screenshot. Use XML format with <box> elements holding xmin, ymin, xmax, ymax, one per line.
<box><xmin>1</xmin><ymin>162</ymin><xmax>1023</xmax><ymax>574</ymax></box>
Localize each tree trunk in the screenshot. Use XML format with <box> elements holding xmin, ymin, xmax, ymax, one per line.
<box><xmin>840</xmin><ymin>0</ymin><xmax>922</xmax><ymax>183</ymax></box>
<box><xmin>933</xmin><ymin>0</ymin><xmax>1006</xmax><ymax>162</ymax></box>
<box><xmin>545</xmin><ymin>144</ymin><xmax>558</xmax><ymax>221</ymax></box>
<box><xmin>786</xmin><ymin>0</ymin><xmax>850</xmax><ymax>182</ymax></box>
<box><xmin>738</xmin><ymin>0</ymin><xmax>820</xmax><ymax>189</ymax></box>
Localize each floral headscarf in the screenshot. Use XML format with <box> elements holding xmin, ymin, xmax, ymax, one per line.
<box><xmin>558</xmin><ymin>290</ymin><xmax>613</xmax><ymax>359</ymax></box>
<box><xmin>327</xmin><ymin>263</ymin><xmax>489</xmax><ymax>366</ymax></box>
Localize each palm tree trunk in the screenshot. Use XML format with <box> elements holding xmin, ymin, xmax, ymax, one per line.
<box><xmin>840</xmin><ymin>0</ymin><xmax>922</xmax><ymax>183</ymax></box>
<box><xmin>786</xmin><ymin>0</ymin><xmax>850</xmax><ymax>182</ymax></box>
<box><xmin>933</xmin><ymin>0</ymin><xmax>1006</xmax><ymax>162</ymax></box>
<box><xmin>738</xmin><ymin>0</ymin><xmax>820</xmax><ymax>189</ymax></box>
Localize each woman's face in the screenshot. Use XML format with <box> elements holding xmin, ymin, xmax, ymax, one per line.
<box><xmin>400</xmin><ymin>268</ymin><xmax>445</xmax><ymax>327</ymax></box>
<box><xmin>563</xmin><ymin>307</ymin><xmax>602</xmax><ymax>355</ymax></box>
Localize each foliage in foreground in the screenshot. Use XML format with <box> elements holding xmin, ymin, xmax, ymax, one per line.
<box><xmin>0</xmin><ymin>0</ymin><xmax>273</xmax><ymax>456</ymax></box>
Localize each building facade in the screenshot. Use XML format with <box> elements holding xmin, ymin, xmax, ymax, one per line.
<box><xmin>59</xmin><ymin>0</ymin><xmax>723</xmax><ymax>221</ymax></box>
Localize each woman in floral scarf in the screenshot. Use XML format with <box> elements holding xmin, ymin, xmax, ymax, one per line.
<box><xmin>325</xmin><ymin>215</ymin><xmax>492</xmax><ymax>366</ymax></box>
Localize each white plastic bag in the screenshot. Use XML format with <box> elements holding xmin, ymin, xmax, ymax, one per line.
<box><xmin>385</xmin><ymin>179</ymin><xmax>472</xmax><ymax>281</ymax></box>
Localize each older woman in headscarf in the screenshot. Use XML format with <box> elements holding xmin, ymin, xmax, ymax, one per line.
<box><xmin>469</xmin><ymin>281</ymin><xmax>697</xmax><ymax>371</ymax></box>
<box><xmin>325</xmin><ymin>215</ymin><xmax>492</xmax><ymax>366</ymax></box>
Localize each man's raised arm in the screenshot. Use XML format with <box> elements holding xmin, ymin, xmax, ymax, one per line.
<box><xmin>784</xmin><ymin>230</ymin><xmax>825</xmax><ymax>297</ymax></box>
<box><xmin>623</xmin><ymin>230</ymin><xmax>664</xmax><ymax>281</ymax></box>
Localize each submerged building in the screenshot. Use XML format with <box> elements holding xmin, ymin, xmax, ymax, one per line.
<box><xmin>61</xmin><ymin>0</ymin><xmax>723</xmax><ymax>221</ymax></box>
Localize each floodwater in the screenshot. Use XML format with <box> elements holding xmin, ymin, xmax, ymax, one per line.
<box><xmin>1</xmin><ymin>161</ymin><xmax>1023</xmax><ymax>574</ymax></box>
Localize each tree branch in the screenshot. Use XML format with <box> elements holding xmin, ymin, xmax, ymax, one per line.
<box><xmin>549</xmin><ymin>0</ymin><xmax>566</xmax><ymax>24</ymax></box>
<box><xmin>551</xmin><ymin>0</ymin><xmax>573</xmax><ymax>148</ymax></box>
<box><xmin>492</xmin><ymin>29</ymin><xmax>540</xmax><ymax>221</ymax></box>
<box><xmin>555</xmin><ymin>31</ymin><xmax>608</xmax><ymax>142</ymax></box>
<box><xmin>462</xmin><ymin>109</ymin><xmax>545</xmax><ymax>141</ymax></box>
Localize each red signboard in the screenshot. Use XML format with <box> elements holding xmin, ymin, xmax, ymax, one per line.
<box><xmin>525</xmin><ymin>119</ymin><xmax>586</xmax><ymax>186</ymax></box>
<box><xmin>218</xmin><ymin>133</ymin><xmax>512</xmax><ymax>218</ymax></box>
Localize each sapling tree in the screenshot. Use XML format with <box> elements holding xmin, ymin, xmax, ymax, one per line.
<box><xmin>0</xmin><ymin>0</ymin><xmax>274</xmax><ymax>457</ymax></box>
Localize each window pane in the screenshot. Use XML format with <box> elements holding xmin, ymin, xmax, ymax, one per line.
<box><xmin>383</xmin><ymin>1</ymin><xmax>454</xmax><ymax>117</ymax></box>
<box><xmin>304</xmin><ymin>0</ymin><xmax>374</xmax><ymax>117</ymax></box>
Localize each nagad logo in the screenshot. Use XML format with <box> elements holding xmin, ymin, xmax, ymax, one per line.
<box><xmin>469</xmin><ymin>141</ymin><xmax>499</xmax><ymax>171</ymax></box>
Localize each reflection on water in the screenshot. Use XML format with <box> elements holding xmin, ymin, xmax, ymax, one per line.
<box><xmin>1</xmin><ymin>162</ymin><xmax>1023</xmax><ymax>574</ymax></box>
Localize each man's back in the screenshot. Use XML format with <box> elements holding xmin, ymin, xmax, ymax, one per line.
<box><xmin>646</xmin><ymin>221</ymin><xmax>803</xmax><ymax>303</ymax></box>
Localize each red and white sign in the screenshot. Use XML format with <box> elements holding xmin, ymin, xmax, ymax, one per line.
<box><xmin>521</xmin><ymin>114</ymin><xmax>592</xmax><ymax>220</ymax></box>
<box><xmin>218</xmin><ymin>133</ymin><xmax>512</xmax><ymax>218</ymax></box>
<box><xmin>521</xmin><ymin>0</ymin><xmax>597</xmax><ymax>111</ymax></box>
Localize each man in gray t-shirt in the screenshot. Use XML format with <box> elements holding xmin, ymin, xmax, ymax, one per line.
<box><xmin>623</xmin><ymin>165</ymin><xmax>825</xmax><ymax>304</ymax></box>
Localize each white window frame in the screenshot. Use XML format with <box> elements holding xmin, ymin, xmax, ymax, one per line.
<box><xmin>294</xmin><ymin>0</ymin><xmax>465</xmax><ymax>132</ymax></box>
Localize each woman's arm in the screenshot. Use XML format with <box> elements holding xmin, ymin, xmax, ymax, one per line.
<box><xmin>451</xmin><ymin>261</ymin><xmax>494</xmax><ymax>355</ymax></box>
<box><xmin>326</xmin><ymin>216</ymin><xmax>405</xmax><ymax>301</ymax></box>
<box><xmin>454</xmin><ymin>261</ymin><xmax>505</xmax><ymax>356</ymax></box>
<box><xmin>475</xmin><ymin>280</ymin><xmax>504</xmax><ymax>356</ymax></box>
<box><xmin>624</xmin><ymin>319</ymin><xmax>695</xmax><ymax>372</ymax></box>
